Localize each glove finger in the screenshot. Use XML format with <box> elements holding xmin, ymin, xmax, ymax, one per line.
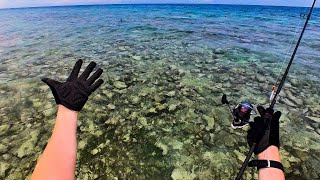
<box><xmin>90</xmin><ymin>79</ymin><xmax>104</xmax><ymax>92</ymax></box>
<box><xmin>249</xmin><ymin>121</ymin><xmax>257</xmax><ymax>128</ymax></box>
<box><xmin>270</xmin><ymin>111</ymin><xmax>281</xmax><ymax>148</ymax></box>
<box><xmin>257</xmin><ymin>106</ymin><xmax>265</xmax><ymax>116</ymax></box>
<box><xmin>41</xmin><ymin>78</ymin><xmax>62</xmax><ymax>104</ymax></box>
<box><xmin>253</xmin><ymin>117</ymin><xmax>268</xmax><ymax>132</ymax></box>
<box><xmin>247</xmin><ymin>126</ymin><xmax>261</xmax><ymax>145</ymax></box>
<box><xmin>67</xmin><ymin>59</ymin><xmax>83</xmax><ymax>81</ymax></box>
<box><xmin>86</xmin><ymin>68</ymin><xmax>103</xmax><ymax>85</ymax></box>
<box><xmin>271</xmin><ymin>111</ymin><xmax>281</xmax><ymax>131</ymax></box>
<box><xmin>79</xmin><ymin>61</ymin><xmax>97</xmax><ymax>80</ymax></box>
<box><xmin>265</xmin><ymin>108</ymin><xmax>274</xmax><ymax>116</ymax></box>
<box><xmin>272</xmin><ymin>111</ymin><xmax>281</xmax><ymax>121</ymax></box>
<box><xmin>253</xmin><ymin>116</ymin><xmax>264</xmax><ymax>124</ymax></box>
<box><xmin>41</xmin><ymin>78</ymin><xmax>61</xmax><ymax>87</ymax></box>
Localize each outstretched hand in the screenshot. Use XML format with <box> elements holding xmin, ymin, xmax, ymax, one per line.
<box><xmin>42</xmin><ymin>59</ymin><xmax>104</xmax><ymax>111</ymax></box>
<box><xmin>247</xmin><ymin>106</ymin><xmax>281</xmax><ymax>154</ymax></box>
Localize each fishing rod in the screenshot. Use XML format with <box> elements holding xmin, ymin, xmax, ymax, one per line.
<box><xmin>269</xmin><ymin>0</ymin><xmax>317</xmax><ymax>108</ymax></box>
<box><xmin>221</xmin><ymin>0</ymin><xmax>318</xmax><ymax>179</ymax></box>
<box><xmin>235</xmin><ymin>0</ymin><xmax>317</xmax><ymax>179</ymax></box>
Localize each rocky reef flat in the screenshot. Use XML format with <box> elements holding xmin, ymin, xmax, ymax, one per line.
<box><xmin>0</xmin><ymin>45</ymin><xmax>319</xmax><ymax>179</ymax></box>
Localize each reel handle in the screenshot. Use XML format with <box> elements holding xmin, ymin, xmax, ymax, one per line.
<box><xmin>221</xmin><ymin>94</ymin><xmax>237</xmax><ymax>120</ymax></box>
<box><xmin>222</xmin><ymin>94</ymin><xmax>229</xmax><ymax>105</ymax></box>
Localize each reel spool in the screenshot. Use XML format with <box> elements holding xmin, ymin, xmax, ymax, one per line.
<box><xmin>233</xmin><ymin>102</ymin><xmax>254</xmax><ymax>124</ymax></box>
<box><xmin>221</xmin><ymin>94</ymin><xmax>254</xmax><ymax>128</ymax></box>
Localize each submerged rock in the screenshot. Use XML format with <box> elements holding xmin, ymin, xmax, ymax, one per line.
<box><xmin>6</xmin><ymin>170</ymin><xmax>23</xmax><ymax>179</ymax></box>
<box><xmin>203</xmin><ymin>115</ymin><xmax>215</xmax><ymax>131</ymax></box>
<box><xmin>114</xmin><ymin>81</ymin><xmax>127</xmax><ymax>89</ymax></box>
<box><xmin>233</xmin><ymin>149</ymin><xmax>246</xmax><ymax>162</ymax></box>
<box><xmin>286</xmin><ymin>90</ymin><xmax>303</xmax><ymax>106</ymax></box>
<box><xmin>138</xmin><ymin>117</ymin><xmax>148</xmax><ymax>127</ymax></box>
<box><xmin>155</xmin><ymin>142</ymin><xmax>168</xmax><ymax>156</ymax></box>
<box><xmin>133</xmin><ymin>55</ymin><xmax>142</xmax><ymax>61</ymax></box>
<box><xmin>107</xmin><ymin>104</ymin><xmax>116</xmax><ymax>110</ymax></box>
<box><xmin>130</xmin><ymin>96</ymin><xmax>141</xmax><ymax>104</ymax></box>
<box><xmin>213</xmin><ymin>48</ymin><xmax>224</xmax><ymax>54</ymax></box>
<box><xmin>166</xmin><ymin>91</ymin><xmax>176</xmax><ymax>97</ymax></box>
<box><xmin>149</xmin><ymin>108</ymin><xmax>157</xmax><ymax>113</ymax></box>
<box><xmin>168</xmin><ymin>104</ymin><xmax>178</xmax><ymax>112</ymax></box>
<box><xmin>91</xmin><ymin>149</ymin><xmax>99</xmax><ymax>155</ymax></box>
<box><xmin>0</xmin><ymin>125</ymin><xmax>10</xmax><ymax>136</ymax></box>
<box><xmin>43</xmin><ymin>108</ymin><xmax>55</xmax><ymax>117</ymax></box>
<box><xmin>78</xmin><ymin>140</ymin><xmax>87</xmax><ymax>150</ymax></box>
<box><xmin>306</xmin><ymin>116</ymin><xmax>320</xmax><ymax>123</ymax></box>
<box><xmin>113</xmin><ymin>88</ymin><xmax>127</xmax><ymax>94</ymax></box>
<box><xmin>0</xmin><ymin>143</ymin><xmax>8</xmax><ymax>154</ymax></box>
<box><xmin>169</xmin><ymin>65</ymin><xmax>178</xmax><ymax>70</ymax></box>
<box><xmin>0</xmin><ymin>162</ymin><xmax>10</xmax><ymax>177</ymax></box>
<box><xmin>202</xmin><ymin>133</ymin><xmax>211</xmax><ymax>145</ymax></box>
<box><xmin>171</xmin><ymin>168</ymin><xmax>196</xmax><ymax>180</ymax></box>
<box><xmin>156</xmin><ymin>103</ymin><xmax>166</xmax><ymax>111</ymax></box>
<box><xmin>256</xmin><ymin>75</ymin><xmax>266</xmax><ymax>83</ymax></box>
<box><xmin>16</xmin><ymin>130</ymin><xmax>40</xmax><ymax>158</ymax></box>
<box><xmin>102</xmin><ymin>90</ymin><xmax>113</xmax><ymax>98</ymax></box>
<box><xmin>280</xmin><ymin>98</ymin><xmax>296</xmax><ymax>107</ymax></box>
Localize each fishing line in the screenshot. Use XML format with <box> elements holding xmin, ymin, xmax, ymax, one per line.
<box><xmin>272</xmin><ymin>6</ymin><xmax>309</xmax><ymax>87</ymax></box>
<box><xmin>264</xmin><ymin>7</ymin><xmax>308</xmax><ymax>86</ymax></box>
<box><xmin>270</xmin><ymin>0</ymin><xmax>317</xmax><ymax>107</ymax></box>
<box><xmin>267</xmin><ymin>6</ymin><xmax>309</xmax><ymax>102</ymax></box>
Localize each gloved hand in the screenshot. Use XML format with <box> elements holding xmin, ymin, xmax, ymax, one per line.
<box><xmin>247</xmin><ymin>106</ymin><xmax>281</xmax><ymax>154</ymax></box>
<box><xmin>42</xmin><ymin>60</ymin><xmax>104</xmax><ymax>111</ymax></box>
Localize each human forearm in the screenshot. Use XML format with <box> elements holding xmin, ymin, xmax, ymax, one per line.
<box><xmin>31</xmin><ymin>105</ymin><xmax>78</xmax><ymax>180</ymax></box>
<box><xmin>31</xmin><ymin>60</ymin><xmax>103</xmax><ymax>179</ymax></box>
<box><xmin>258</xmin><ymin>146</ymin><xmax>285</xmax><ymax>180</ymax></box>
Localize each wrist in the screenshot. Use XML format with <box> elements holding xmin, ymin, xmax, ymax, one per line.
<box><xmin>258</xmin><ymin>146</ymin><xmax>281</xmax><ymax>162</ymax></box>
<box><xmin>58</xmin><ymin>105</ymin><xmax>79</xmax><ymax>116</ymax></box>
<box><xmin>56</xmin><ymin>105</ymin><xmax>78</xmax><ymax>128</ymax></box>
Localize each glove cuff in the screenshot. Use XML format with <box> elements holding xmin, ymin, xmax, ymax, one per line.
<box><xmin>60</xmin><ymin>100</ymin><xmax>85</xmax><ymax>112</ymax></box>
<box><xmin>270</xmin><ymin>139</ymin><xmax>280</xmax><ymax>149</ymax></box>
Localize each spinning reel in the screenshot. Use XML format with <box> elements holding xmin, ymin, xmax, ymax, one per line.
<box><xmin>221</xmin><ymin>94</ymin><xmax>256</xmax><ymax>129</ymax></box>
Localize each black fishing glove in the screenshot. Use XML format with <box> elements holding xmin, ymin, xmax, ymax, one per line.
<box><xmin>247</xmin><ymin>106</ymin><xmax>281</xmax><ymax>154</ymax></box>
<box><xmin>42</xmin><ymin>60</ymin><xmax>104</xmax><ymax>111</ymax></box>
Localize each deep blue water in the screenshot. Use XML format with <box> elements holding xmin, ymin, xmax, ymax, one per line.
<box><xmin>0</xmin><ymin>5</ymin><xmax>319</xmax><ymax>66</ymax></box>
<box><xmin>0</xmin><ymin>5</ymin><xmax>320</xmax><ymax>81</ymax></box>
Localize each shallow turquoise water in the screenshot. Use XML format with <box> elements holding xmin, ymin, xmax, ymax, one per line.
<box><xmin>0</xmin><ymin>4</ymin><xmax>319</xmax><ymax>179</ymax></box>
